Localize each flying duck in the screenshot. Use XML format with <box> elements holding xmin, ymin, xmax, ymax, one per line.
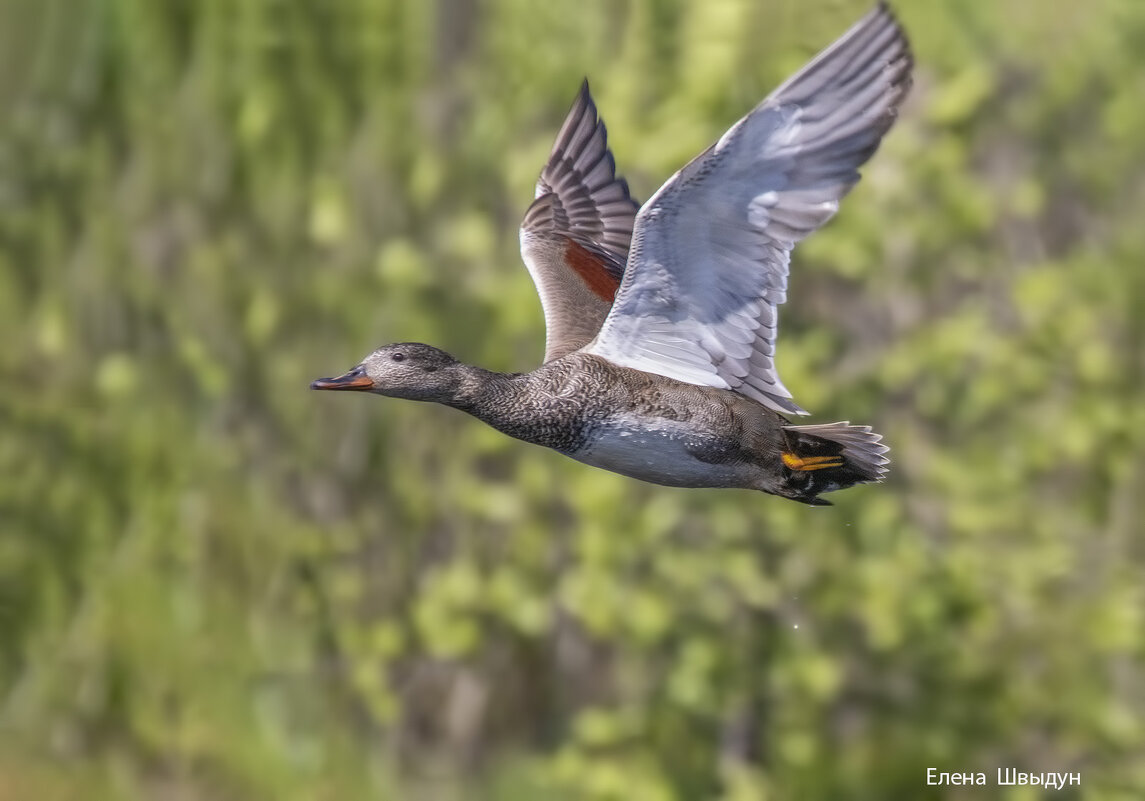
<box><xmin>313</xmin><ymin>4</ymin><xmax>912</xmax><ymax>505</ymax></box>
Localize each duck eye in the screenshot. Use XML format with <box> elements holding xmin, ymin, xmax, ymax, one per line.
<box><xmin>392</xmin><ymin>352</ymin><xmax>405</xmax><ymax>363</ymax></box>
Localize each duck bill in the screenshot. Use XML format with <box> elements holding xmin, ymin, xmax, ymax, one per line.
<box><xmin>310</xmin><ymin>368</ymin><xmax>374</xmax><ymax>391</ymax></box>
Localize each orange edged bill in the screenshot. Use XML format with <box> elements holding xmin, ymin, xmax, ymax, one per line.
<box><xmin>310</xmin><ymin>366</ymin><xmax>374</xmax><ymax>391</ymax></box>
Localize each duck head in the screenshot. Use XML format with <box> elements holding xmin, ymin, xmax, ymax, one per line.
<box><xmin>311</xmin><ymin>343</ymin><xmax>465</xmax><ymax>404</ymax></box>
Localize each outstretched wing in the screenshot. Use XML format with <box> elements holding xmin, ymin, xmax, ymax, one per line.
<box><xmin>584</xmin><ymin>4</ymin><xmax>912</xmax><ymax>414</ymax></box>
<box><xmin>520</xmin><ymin>80</ymin><xmax>641</xmax><ymax>363</ymax></box>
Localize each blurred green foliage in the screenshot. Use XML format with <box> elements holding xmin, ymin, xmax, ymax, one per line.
<box><xmin>2</xmin><ymin>0</ymin><xmax>1144</xmax><ymax>799</ymax></box>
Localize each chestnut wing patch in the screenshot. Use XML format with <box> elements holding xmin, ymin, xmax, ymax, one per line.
<box><xmin>563</xmin><ymin>238</ymin><xmax>623</xmax><ymax>303</ymax></box>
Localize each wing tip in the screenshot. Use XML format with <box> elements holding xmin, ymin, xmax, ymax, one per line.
<box><xmin>798</xmin><ymin>1</ymin><xmax>914</xmax><ymax>101</ymax></box>
<box><xmin>870</xmin><ymin>2</ymin><xmax>915</xmax><ymax>88</ymax></box>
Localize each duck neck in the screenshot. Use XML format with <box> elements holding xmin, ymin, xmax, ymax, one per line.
<box><xmin>446</xmin><ymin>364</ymin><xmax>524</xmax><ymax>418</ymax></box>
<box><xmin>446</xmin><ymin>364</ymin><xmax>565</xmax><ymax>446</ymax></box>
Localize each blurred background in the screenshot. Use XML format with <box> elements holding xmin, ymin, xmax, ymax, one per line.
<box><xmin>2</xmin><ymin>0</ymin><xmax>1143</xmax><ymax>798</ymax></box>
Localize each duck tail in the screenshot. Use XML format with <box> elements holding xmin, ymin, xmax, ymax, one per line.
<box><xmin>778</xmin><ymin>422</ymin><xmax>889</xmax><ymax>506</ymax></box>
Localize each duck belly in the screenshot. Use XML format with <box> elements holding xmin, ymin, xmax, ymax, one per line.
<box><xmin>569</xmin><ymin>415</ymin><xmax>756</xmax><ymax>489</ymax></box>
